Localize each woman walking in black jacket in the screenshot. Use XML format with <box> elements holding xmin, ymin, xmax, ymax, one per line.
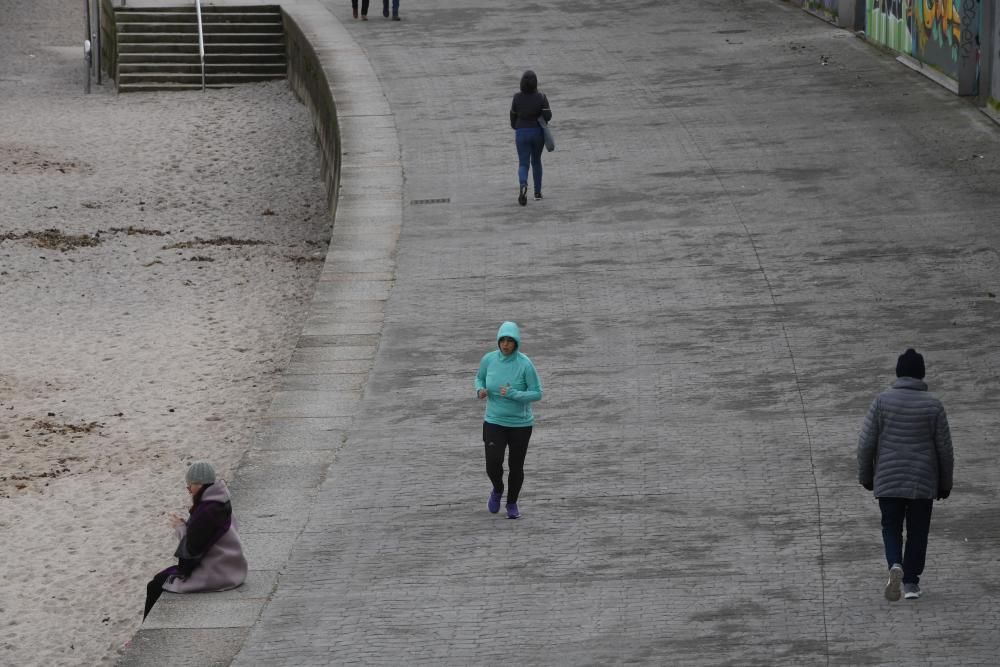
<box><xmin>510</xmin><ymin>70</ymin><xmax>552</xmax><ymax>206</ymax></box>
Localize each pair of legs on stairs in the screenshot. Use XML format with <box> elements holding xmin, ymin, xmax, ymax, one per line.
<box><xmin>353</xmin><ymin>0</ymin><xmax>400</xmax><ymax>19</ymax></box>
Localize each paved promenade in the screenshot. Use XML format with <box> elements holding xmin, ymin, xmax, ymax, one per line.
<box><xmin>124</xmin><ymin>0</ymin><xmax>1000</xmax><ymax>665</ymax></box>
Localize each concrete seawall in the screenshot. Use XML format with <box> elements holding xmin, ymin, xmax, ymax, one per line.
<box><xmin>118</xmin><ymin>1</ymin><xmax>401</xmax><ymax>663</ymax></box>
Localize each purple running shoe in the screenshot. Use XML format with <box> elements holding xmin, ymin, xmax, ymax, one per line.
<box><xmin>488</xmin><ymin>489</ymin><xmax>502</xmax><ymax>514</ymax></box>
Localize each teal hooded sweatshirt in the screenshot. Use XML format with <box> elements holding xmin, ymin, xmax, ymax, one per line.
<box><xmin>475</xmin><ymin>321</ymin><xmax>543</xmax><ymax>427</ymax></box>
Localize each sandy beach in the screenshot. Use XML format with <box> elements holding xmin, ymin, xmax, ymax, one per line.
<box><xmin>0</xmin><ymin>1</ymin><xmax>330</xmax><ymax>663</ymax></box>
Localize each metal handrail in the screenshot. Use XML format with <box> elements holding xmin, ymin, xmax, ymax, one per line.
<box><xmin>195</xmin><ymin>0</ymin><xmax>205</xmax><ymax>90</ymax></box>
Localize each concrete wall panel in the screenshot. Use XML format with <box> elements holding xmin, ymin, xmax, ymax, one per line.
<box><xmin>991</xmin><ymin>2</ymin><xmax>1000</xmax><ymax>106</ymax></box>
<box><xmin>913</xmin><ymin>0</ymin><xmax>981</xmax><ymax>83</ymax></box>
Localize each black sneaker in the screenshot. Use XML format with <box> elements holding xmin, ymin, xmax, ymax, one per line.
<box><xmin>534</xmin><ymin>191</ymin><xmax>542</xmax><ymax>200</ymax></box>
<box><xmin>518</xmin><ymin>185</ymin><xmax>527</xmax><ymax>206</ymax></box>
<box><xmin>392</xmin><ymin>15</ymin><xmax>401</xmax><ymax>20</ymax></box>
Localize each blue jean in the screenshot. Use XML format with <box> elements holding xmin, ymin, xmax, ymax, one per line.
<box><xmin>879</xmin><ymin>497</ymin><xmax>933</xmax><ymax>585</ymax></box>
<box><xmin>382</xmin><ymin>0</ymin><xmax>399</xmax><ymax>15</ymax></box>
<box><xmin>515</xmin><ymin>127</ymin><xmax>544</xmax><ymax>192</ymax></box>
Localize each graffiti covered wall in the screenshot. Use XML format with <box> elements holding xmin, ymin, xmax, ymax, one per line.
<box><xmin>805</xmin><ymin>0</ymin><xmax>839</xmax><ymax>18</ymax></box>
<box><xmin>867</xmin><ymin>0</ymin><xmax>915</xmax><ymax>55</ymax></box>
<box><xmin>866</xmin><ymin>0</ymin><xmax>981</xmax><ymax>88</ymax></box>
<box><xmin>914</xmin><ymin>0</ymin><xmax>980</xmax><ymax>80</ymax></box>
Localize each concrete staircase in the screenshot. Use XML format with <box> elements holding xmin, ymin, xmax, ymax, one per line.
<box><xmin>115</xmin><ymin>5</ymin><xmax>285</xmax><ymax>92</ymax></box>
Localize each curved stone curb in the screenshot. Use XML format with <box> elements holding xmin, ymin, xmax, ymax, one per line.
<box><xmin>117</xmin><ymin>1</ymin><xmax>400</xmax><ymax>664</ymax></box>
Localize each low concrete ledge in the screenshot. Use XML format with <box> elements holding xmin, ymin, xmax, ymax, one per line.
<box><xmin>896</xmin><ymin>54</ymin><xmax>960</xmax><ymax>95</ymax></box>
<box><xmin>117</xmin><ymin>1</ymin><xmax>401</xmax><ymax>664</ymax></box>
<box><xmin>140</xmin><ymin>572</ymin><xmax>278</xmax><ymax>631</ymax></box>
<box><xmin>284</xmin><ymin>7</ymin><xmax>341</xmax><ymax>211</ymax></box>
<box><xmin>119</xmin><ymin>628</ymin><xmax>251</xmax><ymax>667</ymax></box>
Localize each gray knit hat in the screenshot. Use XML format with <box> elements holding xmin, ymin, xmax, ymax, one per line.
<box><xmin>185</xmin><ymin>461</ymin><xmax>216</xmax><ymax>485</ymax></box>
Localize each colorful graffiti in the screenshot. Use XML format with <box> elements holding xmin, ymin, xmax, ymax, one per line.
<box><xmin>866</xmin><ymin>0</ymin><xmax>915</xmax><ymax>56</ymax></box>
<box><xmin>918</xmin><ymin>0</ymin><xmax>961</xmax><ymax>47</ymax></box>
<box><xmin>867</xmin><ymin>0</ymin><xmax>980</xmax><ymax>87</ymax></box>
<box><xmin>805</xmin><ymin>0</ymin><xmax>838</xmax><ymax>17</ymax></box>
<box><xmin>914</xmin><ymin>0</ymin><xmax>980</xmax><ymax>79</ymax></box>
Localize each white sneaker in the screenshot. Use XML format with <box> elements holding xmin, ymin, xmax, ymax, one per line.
<box><xmin>903</xmin><ymin>583</ymin><xmax>921</xmax><ymax>599</ymax></box>
<box><xmin>884</xmin><ymin>564</ymin><xmax>903</xmax><ymax>601</ymax></box>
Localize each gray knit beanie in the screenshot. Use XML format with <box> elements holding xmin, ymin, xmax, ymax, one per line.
<box><xmin>185</xmin><ymin>461</ymin><xmax>216</xmax><ymax>485</ymax></box>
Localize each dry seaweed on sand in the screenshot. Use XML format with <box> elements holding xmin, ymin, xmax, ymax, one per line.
<box><xmin>162</xmin><ymin>236</ymin><xmax>269</xmax><ymax>250</ymax></box>
<box><xmin>0</xmin><ymin>229</ymin><xmax>101</xmax><ymax>251</ymax></box>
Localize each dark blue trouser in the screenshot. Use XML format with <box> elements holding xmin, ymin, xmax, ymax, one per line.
<box><xmin>879</xmin><ymin>497</ymin><xmax>933</xmax><ymax>585</ymax></box>
<box><xmin>515</xmin><ymin>127</ymin><xmax>544</xmax><ymax>193</ymax></box>
<box><xmin>383</xmin><ymin>0</ymin><xmax>399</xmax><ymax>16</ymax></box>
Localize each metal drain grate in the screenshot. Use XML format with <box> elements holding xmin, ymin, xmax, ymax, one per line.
<box><xmin>410</xmin><ymin>198</ymin><xmax>451</xmax><ymax>205</ymax></box>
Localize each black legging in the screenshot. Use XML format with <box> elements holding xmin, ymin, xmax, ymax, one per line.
<box><xmin>144</xmin><ymin>570</ymin><xmax>171</xmax><ymax>619</ymax></box>
<box><xmin>483</xmin><ymin>422</ymin><xmax>532</xmax><ymax>503</ymax></box>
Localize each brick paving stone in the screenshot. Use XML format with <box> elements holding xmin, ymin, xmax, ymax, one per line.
<box><xmin>129</xmin><ymin>0</ymin><xmax>1000</xmax><ymax>664</ymax></box>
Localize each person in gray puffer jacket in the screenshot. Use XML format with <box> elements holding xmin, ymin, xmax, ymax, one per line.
<box><xmin>857</xmin><ymin>348</ymin><xmax>953</xmax><ymax>603</ymax></box>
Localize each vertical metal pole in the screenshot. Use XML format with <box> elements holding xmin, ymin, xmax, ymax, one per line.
<box><xmin>85</xmin><ymin>0</ymin><xmax>93</xmax><ymax>74</ymax></box>
<box><xmin>84</xmin><ymin>0</ymin><xmax>91</xmax><ymax>93</ymax></box>
<box><xmin>95</xmin><ymin>0</ymin><xmax>102</xmax><ymax>84</ymax></box>
<box><xmin>196</xmin><ymin>0</ymin><xmax>206</xmax><ymax>91</ymax></box>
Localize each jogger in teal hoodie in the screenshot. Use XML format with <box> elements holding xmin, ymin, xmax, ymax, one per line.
<box><xmin>475</xmin><ymin>321</ymin><xmax>543</xmax><ymax>519</ymax></box>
